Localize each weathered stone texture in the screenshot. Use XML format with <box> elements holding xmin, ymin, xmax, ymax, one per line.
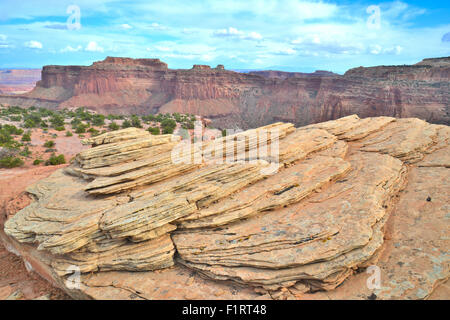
<box><xmin>3</xmin><ymin>114</ymin><xmax>449</xmax><ymax>299</ymax></box>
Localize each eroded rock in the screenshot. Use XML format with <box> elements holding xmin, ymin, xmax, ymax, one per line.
<box><xmin>3</xmin><ymin>115</ymin><xmax>449</xmax><ymax>299</ymax></box>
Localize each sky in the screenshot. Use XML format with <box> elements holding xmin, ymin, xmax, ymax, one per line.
<box><xmin>0</xmin><ymin>0</ymin><xmax>449</xmax><ymax>73</ymax></box>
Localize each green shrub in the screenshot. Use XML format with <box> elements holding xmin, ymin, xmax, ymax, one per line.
<box><xmin>65</xmin><ymin>131</ymin><xmax>73</xmax><ymax>137</ymax></box>
<box><xmin>50</xmin><ymin>115</ymin><xmax>65</xmax><ymax>128</ymax></box>
<box><xmin>142</xmin><ymin>114</ymin><xmax>156</xmax><ymax>122</ymax></box>
<box><xmin>54</xmin><ymin>126</ymin><xmax>65</xmax><ymax>131</ymax></box>
<box><xmin>43</xmin><ymin>140</ymin><xmax>55</xmax><ymax>148</ymax></box>
<box><xmin>108</xmin><ymin>122</ymin><xmax>120</xmax><ymax>131</ymax></box>
<box><xmin>2</xmin><ymin>124</ymin><xmax>23</xmax><ymax>135</ymax></box>
<box><xmin>92</xmin><ymin>114</ymin><xmax>105</xmax><ymax>126</ymax></box>
<box><xmin>19</xmin><ymin>146</ymin><xmax>32</xmax><ymax>157</ymax></box>
<box><xmin>45</xmin><ymin>154</ymin><xmax>66</xmax><ymax>166</ymax></box>
<box><xmin>0</xmin><ymin>156</ymin><xmax>24</xmax><ymax>168</ymax></box>
<box><xmin>161</xmin><ymin>118</ymin><xmax>176</xmax><ymax>134</ymax></box>
<box><xmin>87</xmin><ymin>128</ymin><xmax>99</xmax><ymax>136</ymax></box>
<box><xmin>33</xmin><ymin>159</ymin><xmax>43</xmax><ymax>166</ymax></box>
<box><xmin>75</xmin><ymin>123</ymin><xmax>87</xmax><ymax>134</ymax></box>
<box><xmin>21</xmin><ymin>132</ymin><xmax>31</xmax><ymax>142</ymax></box>
<box><xmin>131</xmin><ymin>115</ymin><xmax>142</xmax><ymax>128</ymax></box>
<box><xmin>9</xmin><ymin>115</ymin><xmax>22</xmax><ymax>122</ymax></box>
<box><xmin>121</xmin><ymin>119</ymin><xmax>132</xmax><ymax>128</ymax></box>
<box><xmin>148</xmin><ymin>127</ymin><xmax>160</xmax><ymax>135</ymax></box>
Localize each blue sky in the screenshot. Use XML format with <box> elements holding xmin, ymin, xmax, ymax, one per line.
<box><xmin>0</xmin><ymin>0</ymin><xmax>449</xmax><ymax>73</ymax></box>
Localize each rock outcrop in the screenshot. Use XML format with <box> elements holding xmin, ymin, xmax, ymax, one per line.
<box><xmin>0</xmin><ymin>57</ymin><xmax>448</xmax><ymax>127</ymax></box>
<box><xmin>2</xmin><ymin>115</ymin><xmax>449</xmax><ymax>299</ymax></box>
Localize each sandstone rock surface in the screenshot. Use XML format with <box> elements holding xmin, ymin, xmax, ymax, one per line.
<box><xmin>2</xmin><ymin>115</ymin><xmax>449</xmax><ymax>299</ymax></box>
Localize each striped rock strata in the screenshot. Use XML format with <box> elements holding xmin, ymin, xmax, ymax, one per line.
<box><xmin>3</xmin><ymin>115</ymin><xmax>449</xmax><ymax>299</ymax></box>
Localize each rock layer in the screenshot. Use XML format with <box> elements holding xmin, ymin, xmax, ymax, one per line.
<box><xmin>0</xmin><ymin>57</ymin><xmax>449</xmax><ymax>127</ymax></box>
<box><xmin>3</xmin><ymin>115</ymin><xmax>449</xmax><ymax>299</ymax></box>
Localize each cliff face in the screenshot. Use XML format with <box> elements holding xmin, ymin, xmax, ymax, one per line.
<box><xmin>1</xmin><ymin>56</ymin><xmax>448</xmax><ymax>128</ymax></box>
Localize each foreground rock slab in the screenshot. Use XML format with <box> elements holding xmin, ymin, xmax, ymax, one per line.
<box><xmin>2</xmin><ymin>115</ymin><xmax>449</xmax><ymax>299</ymax></box>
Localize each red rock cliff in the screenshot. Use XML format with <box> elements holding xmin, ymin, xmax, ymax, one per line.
<box><xmin>1</xmin><ymin>56</ymin><xmax>448</xmax><ymax>128</ymax></box>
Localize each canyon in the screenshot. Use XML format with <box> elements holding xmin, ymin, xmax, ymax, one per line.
<box><xmin>0</xmin><ymin>56</ymin><xmax>448</xmax><ymax>129</ymax></box>
<box><xmin>0</xmin><ymin>69</ymin><xmax>41</xmax><ymax>95</ymax></box>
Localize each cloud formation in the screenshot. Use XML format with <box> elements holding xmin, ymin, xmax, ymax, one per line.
<box><xmin>85</xmin><ymin>41</ymin><xmax>103</xmax><ymax>52</ymax></box>
<box><xmin>24</xmin><ymin>40</ymin><xmax>43</xmax><ymax>49</ymax></box>
<box><xmin>0</xmin><ymin>0</ymin><xmax>448</xmax><ymax>71</ymax></box>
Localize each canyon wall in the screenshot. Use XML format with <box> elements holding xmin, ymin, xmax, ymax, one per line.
<box><xmin>0</xmin><ymin>56</ymin><xmax>448</xmax><ymax>128</ymax></box>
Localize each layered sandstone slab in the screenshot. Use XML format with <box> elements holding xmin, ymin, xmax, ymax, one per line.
<box><xmin>3</xmin><ymin>115</ymin><xmax>449</xmax><ymax>299</ymax></box>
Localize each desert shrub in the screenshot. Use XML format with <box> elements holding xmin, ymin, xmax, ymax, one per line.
<box><xmin>161</xmin><ymin>118</ymin><xmax>176</xmax><ymax>134</ymax></box>
<box><xmin>33</xmin><ymin>159</ymin><xmax>43</xmax><ymax>165</ymax></box>
<box><xmin>0</xmin><ymin>156</ymin><xmax>24</xmax><ymax>168</ymax></box>
<box><xmin>19</xmin><ymin>146</ymin><xmax>32</xmax><ymax>157</ymax></box>
<box><xmin>54</xmin><ymin>126</ymin><xmax>65</xmax><ymax>131</ymax></box>
<box><xmin>21</xmin><ymin>132</ymin><xmax>31</xmax><ymax>142</ymax></box>
<box><xmin>9</xmin><ymin>115</ymin><xmax>22</xmax><ymax>122</ymax></box>
<box><xmin>108</xmin><ymin>122</ymin><xmax>120</xmax><ymax>131</ymax></box>
<box><xmin>91</xmin><ymin>114</ymin><xmax>105</xmax><ymax>126</ymax></box>
<box><xmin>2</xmin><ymin>124</ymin><xmax>23</xmax><ymax>135</ymax></box>
<box><xmin>181</xmin><ymin>121</ymin><xmax>195</xmax><ymax>130</ymax></box>
<box><xmin>43</xmin><ymin>140</ymin><xmax>55</xmax><ymax>148</ymax></box>
<box><xmin>45</xmin><ymin>154</ymin><xmax>66</xmax><ymax>166</ymax></box>
<box><xmin>148</xmin><ymin>127</ymin><xmax>160</xmax><ymax>135</ymax></box>
<box><xmin>142</xmin><ymin>114</ymin><xmax>156</xmax><ymax>122</ymax></box>
<box><xmin>71</xmin><ymin>118</ymin><xmax>82</xmax><ymax>127</ymax></box>
<box><xmin>65</xmin><ymin>131</ymin><xmax>73</xmax><ymax>137</ymax></box>
<box><xmin>131</xmin><ymin>115</ymin><xmax>142</xmax><ymax>128</ymax></box>
<box><xmin>121</xmin><ymin>119</ymin><xmax>132</xmax><ymax>129</ymax></box>
<box><xmin>87</xmin><ymin>127</ymin><xmax>99</xmax><ymax>136</ymax></box>
<box><xmin>75</xmin><ymin>123</ymin><xmax>87</xmax><ymax>134</ymax></box>
<box><xmin>50</xmin><ymin>115</ymin><xmax>65</xmax><ymax>128</ymax></box>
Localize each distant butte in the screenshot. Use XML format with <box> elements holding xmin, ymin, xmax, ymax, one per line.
<box><xmin>0</xmin><ymin>56</ymin><xmax>448</xmax><ymax>128</ymax></box>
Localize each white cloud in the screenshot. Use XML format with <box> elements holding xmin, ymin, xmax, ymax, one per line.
<box><xmin>214</xmin><ymin>27</ymin><xmax>244</xmax><ymax>37</ymax></box>
<box><xmin>24</xmin><ymin>40</ymin><xmax>43</xmax><ymax>49</ymax></box>
<box><xmin>245</xmin><ymin>32</ymin><xmax>263</xmax><ymax>40</ymax></box>
<box><xmin>0</xmin><ymin>34</ymin><xmax>7</xmax><ymax>41</ymax></box>
<box><xmin>149</xmin><ymin>22</ymin><xmax>168</xmax><ymax>31</ymax></box>
<box><xmin>369</xmin><ymin>44</ymin><xmax>382</xmax><ymax>55</ymax></box>
<box><xmin>61</xmin><ymin>45</ymin><xmax>83</xmax><ymax>53</ymax></box>
<box><xmin>213</xmin><ymin>27</ymin><xmax>262</xmax><ymax>41</ymax></box>
<box><xmin>155</xmin><ymin>46</ymin><xmax>172</xmax><ymax>52</ymax></box>
<box><xmin>383</xmin><ymin>45</ymin><xmax>403</xmax><ymax>55</ymax></box>
<box><xmin>312</xmin><ymin>36</ymin><xmax>321</xmax><ymax>44</ymax></box>
<box><xmin>121</xmin><ymin>24</ymin><xmax>132</xmax><ymax>30</ymax></box>
<box><xmin>85</xmin><ymin>41</ymin><xmax>104</xmax><ymax>52</ymax></box>
<box><xmin>273</xmin><ymin>48</ymin><xmax>297</xmax><ymax>55</ymax></box>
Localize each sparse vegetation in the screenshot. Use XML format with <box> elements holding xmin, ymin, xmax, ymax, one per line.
<box><xmin>108</xmin><ymin>122</ymin><xmax>120</xmax><ymax>131</ymax></box>
<box><xmin>148</xmin><ymin>127</ymin><xmax>160</xmax><ymax>135</ymax></box>
<box><xmin>0</xmin><ymin>156</ymin><xmax>24</xmax><ymax>168</ymax></box>
<box><xmin>21</xmin><ymin>131</ymin><xmax>31</xmax><ymax>142</ymax></box>
<box><xmin>45</xmin><ymin>154</ymin><xmax>66</xmax><ymax>166</ymax></box>
<box><xmin>43</xmin><ymin>140</ymin><xmax>55</xmax><ymax>148</ymax></box>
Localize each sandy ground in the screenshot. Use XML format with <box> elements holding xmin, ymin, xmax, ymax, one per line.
<box><xmin>0</xmin><ymin>165</ymin><xmax>71</xmax><ymax>300</ymax></box>
<box><xmin>0</xmin><ymin>125</ymin><xmax>88</xmax><ymax>300</ymax></box>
